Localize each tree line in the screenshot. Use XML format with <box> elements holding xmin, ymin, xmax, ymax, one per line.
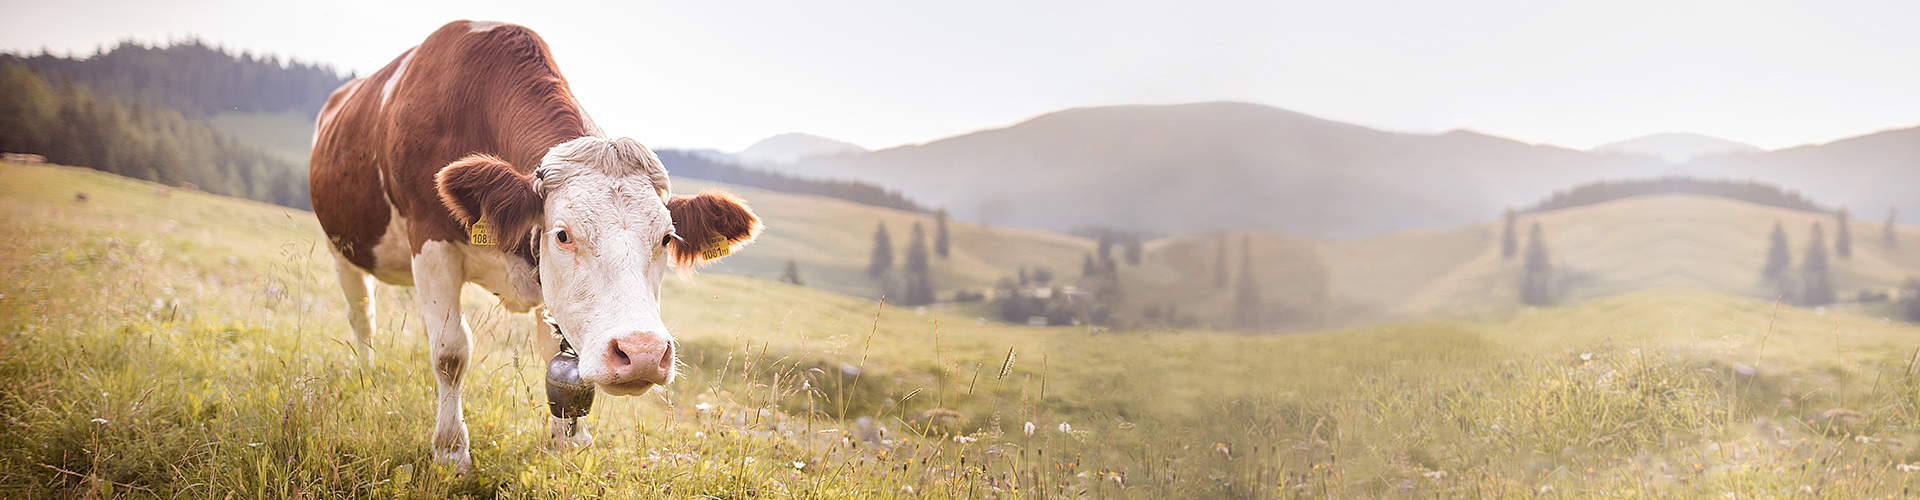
<box><xmin>1500</xmin><ymin>210</ymin><xmax>1557</xmax><ymax>305</ymax></box>
<box><xmin>0</xmin><ymin>63</ymin><xmax>309</xmax><ymax>208</ymax></box>
<box><xmin>865</xmin><ymin>210</ymin><xmax>952</xmax><ymax>306</ymax></box>
<box><xmin>2</xmin><ymin>40</ymin><xmax>348</xmax><ymax>118</ymax></box>
<box><xmin>1526</xmin><ymin>177</ymin><xmax>1828</xmax><ymax>214</ymax></box>
<box><xmin>1760</xmin><ymin>208</ymin><xmax>1889</xmax><ymax>307</ymax></box>
<box><xmin>655</xmin><ymin>149</ymin><xmax>927</xmax><ymax>213</ymax></box>
<box><xmin>0</xmin><ymin>41</ymin><xmax>347</xmax><ymax>209</ymax></box>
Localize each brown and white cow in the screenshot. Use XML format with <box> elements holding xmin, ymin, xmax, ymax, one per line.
<box><xmin>309</xmin><ymin>20</ymin><xmax>759</xmax><ymax>470</ymax></box>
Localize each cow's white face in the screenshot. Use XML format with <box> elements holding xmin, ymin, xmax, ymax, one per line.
<box><xmin>436</xmin><ymin>136</ymin><xmax>760</xmax><ymax>396</ymax></box>
<box><xmin>535</xmin><ymin>140</ymin><xmax>678</xmax><ymax>395</ymax></box>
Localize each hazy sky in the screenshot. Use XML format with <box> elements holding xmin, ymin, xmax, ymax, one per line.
<box><xmin>5</xmin><ymin>0</ymin><xmax>1918</xmax><ymax>152</ymax></box>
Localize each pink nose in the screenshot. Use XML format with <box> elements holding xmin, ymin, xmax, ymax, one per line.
<box><xmin>606</xmin><ymin>333</ymin><xmax>675</xmax><ymax>386</ymax></box>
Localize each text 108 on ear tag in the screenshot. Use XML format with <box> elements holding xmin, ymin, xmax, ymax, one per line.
<box><xmin>469</xmin><ymin>219</ymin><xmax>494</xmax><ymax>246</ymax></box>
<box><xmin>701</xmin><ymin>234</ymin><xmax>731</xmax><ymax>260</ymax></box>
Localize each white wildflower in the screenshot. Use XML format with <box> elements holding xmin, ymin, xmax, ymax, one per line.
<box><xmin>792</xmin><ymin>461</ymin><xmax>806</xmax><ymax>470</ymax></box>
<box><xmin>89</xmin><ymin>418</ymin><xmax>108</xmax><ymax>425</ymax></box>
<box><xmin>952</xmin><ymin>435</ymin><xmax>978</xmax><ymax>444</ymax></box>
<box><xmin>1899</xmin><ymin>463</ymin><xmax>1920</xmax><ymax>472</ymax></box>
<box><xmin>1057</xmin><ymin>422</ymin><xmax>1072</xmax><ymax>433</ymax></box>
<box><xmin>1579</xmin><ymin>352</ymin><xmax>1593</xmax><ymax>361</ymax></box>
<box><xmin>1423</xmin><ymin>470</ymin><xmax>1447</xmax><ymax>479</ymax></box>
<box><xmin>1024</xmin><ymin>421</ymin><xmax>1035</xmax><ymax>437</ymax></box>
<box><xmin>694</xmin><ymin>402</ymin><xmax>714</xmax><ymax>411</ymax></box>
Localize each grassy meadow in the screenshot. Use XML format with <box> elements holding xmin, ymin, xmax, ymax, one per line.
<box><xmin>7</xmin><ymin>162</ymin><xmax>1920</xmax><ymax>497</ymax></box>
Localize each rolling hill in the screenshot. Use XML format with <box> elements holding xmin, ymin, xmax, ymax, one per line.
<box><xmin>1590</xmin><ymin>132</ymin><xmax>1764</xmax><ymax>163</ymax></box>
<box><xmin>786</xmin><ymin>101</ymin><xmax>1668</xmax><ymax>238</ymax></box>
<box><xmin>1684</xmin><ymin>125</ymin><xmax>1920</xmax><ymax>231</ymax></box>
<box><xmin>676</xmin><ymin>177</ymin><xmax>1094</xmax><ymax>300</ymax></box>
<box><xmin>10</xmin><ymin>160</ymin><xmax>1920</xmax><ymax>497</ymax></box>
<box><xmin>700</xmin><ymin>169</ymin><xmax>1920</xmax><ymax>331</ymax></box>
<box><xmin>733</xmin><ymin>132</ymin><xmax>867</xmax><ymax>165</ymax></box>
<box><xmin>1171</xmin><ymin>194</ymin><xmax>1920</xmax><ymax>323</ymax></box>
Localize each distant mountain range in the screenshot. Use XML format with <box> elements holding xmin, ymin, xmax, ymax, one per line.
<box><xmin>1685</xmin><ymin>126</ymin><xmax>1920</xmax><ymax>225</ymax></box>
<box><xmin>768</xmin><ymin>102</ymin><xmax>1918</xmax><ymax>238</ymax></box>
<box><xmin>17</xmin><ymin>38</ymin><xmax>1912</xmax><ymax>240</ymax></box>
<box><xmin>1590</xmin><ymin>132</ymin><xmax>1764</xmax><ymax>163</ymax></box>
<box><xmin>779</xmin><ymin>102</ymin><xmax>1668</xmax><ymax>237</ymax></box>
<box><xmin>734</xmin><ymin>133</ymin><xmax>867</xmax><ymax>165</ymax></box>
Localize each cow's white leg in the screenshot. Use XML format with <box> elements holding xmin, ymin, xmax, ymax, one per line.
<box><xmin>534</xmin><ymin>306</ymin><xmax>594</xmax><ymax>450</ymax></box>
<box><xmin>413</xmin><ymin>241</ymin><xmax>472</xmax><ymax>471</ymax></box>
<box><xmin>332</xmin><ymin>251</ymin><xmax>376</xmax><ymax>363</ymax></box>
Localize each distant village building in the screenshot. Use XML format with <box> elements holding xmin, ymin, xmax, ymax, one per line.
<box><xmin>2</xmin><ymin>153</ymin><xmax>47</xmax><ymax>164</ymax></box>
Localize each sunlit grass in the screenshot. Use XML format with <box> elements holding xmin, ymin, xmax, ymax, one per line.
<box><xmin>5</xmin><ymin>162</ymin><xmax>1920</xmax><ymax>497</ymax></box>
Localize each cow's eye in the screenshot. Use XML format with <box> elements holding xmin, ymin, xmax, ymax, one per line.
<box><xmin>660</xmin><ymin>234</ymin><xmax>673</xmax><ymax>247</ymax></box>
<box><xmin>555</xmin><ymin>229</ymin><xmax>573</xmax><ymax>245</ymax></box>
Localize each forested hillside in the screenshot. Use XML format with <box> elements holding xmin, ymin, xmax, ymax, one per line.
<box><xmin>0</xmin><ymin>64</ymin><xmax>310</xmax><ymax>207</ymax></box>
<box><xmin>657</xmin><ymin>149</ymin><xmax>925</xmax><ymax>213</ymax></box>
<box><xmin>1525</xmin><ymin>177</ymin><xmax>1829</xmax><ymax>214</ymax></box>
<box><xmin>0</xmin><ymin>42</ymin><xmax>348</xmax><ymax>209</ymax></box>
<box><xmin>0</xmin><ymin>41</ymin><xmax>938</xmax><ymax>214</ymax></box>
<box><xmin>1</xmin><ymin>40</ymin><xmax>347</xmax><ymax>117</ymax></box>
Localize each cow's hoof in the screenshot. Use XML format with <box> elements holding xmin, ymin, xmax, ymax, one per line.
<box><xmin>432</xmin><ymin>447</ymin><xmax>472</xmax><ymax>473</ymax></box>
<box><xmin>549</xmin><ymin>418</ymin><xmax>594</xmax><ymax>451</ymax></box>
<box><xmin>433</xmin><ymin>424</ymin><xmax>472</xmax><ymax>473</ymax></box>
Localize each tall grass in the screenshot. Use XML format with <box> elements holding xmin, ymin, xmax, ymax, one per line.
<box><xmin>6</xmin><ymin>162</ymin><xmax>1920</xmax><ymax>497</ymax></box>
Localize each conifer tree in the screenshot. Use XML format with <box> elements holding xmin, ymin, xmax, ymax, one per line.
<box><xmin>1214</xmin><ymin>235</ymin><xmax>1229</xmax><ymax>290</ymax></box>
<box><xmin>867</xmin><ymin>222</ymin><xmax>893</xmax><ymax>278</ymax></box>
<box><xmin>1888</xmin><ymin>208</ymin><xmax>1899</xmax><ymax>249</ymax></box>
<box><xmin>933</xmin><ymin>208</ymin><xmax>950</xmax><ymax>258</ymax></box>
<box><xmin>1802</xmin><ymin>222</ymin><xmax>1835</xmax><ymax>306</ymax></box>
<box><xmin>1097</xmin><ymin>230</ymin><xmax>1114</xmax><ymax>264</ymax></box>
<box><xmin>903</xmin><ymin>222</ymin><xmax>935</xmax><ymax>305</ymax></box>
<box><xmin>1835</xmin><ymin>208</ymin><xmax>1852</xmax><ymax>259</ymax></box>
<box><xmin>1520</xmin><ymin>222</ymin><xmax>1553</xmax><ymax>305</ymax></box>
<box><xmin>1903</xmin><ymin>277</ymin><xmax>1920</xmax><ymax>322</ymax></box>
<box><xmin>780</xmin><ymin>258</ymin><xmax>804</xmax><ymax>286</ymax></box>
<box><xmin>1233</xmin><ymin>236</ymin><xmax>1262</xmax><ymax>329</ymax></box>
<box><xmin>1501</xmin><ymin>208</ymin><xmax>1519</xmax><ymax>259</ymax></box>
<box><xmin>1763</xmin><ymin>221</ymin><xmax>1792</xmax><ymax>280</ymax></box>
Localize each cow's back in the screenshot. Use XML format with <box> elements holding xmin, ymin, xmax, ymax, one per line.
<box><xmin>310</xmin><ymin>20</ymin><xmax>579</xmax><ymax>277</ymax></box>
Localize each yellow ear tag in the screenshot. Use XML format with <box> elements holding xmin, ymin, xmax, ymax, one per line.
<box><xmin>700</xmin><ymin>234</ymin><xmax>731</xmax><ymax>260</ymax></box>
<box><xmin>469</xmin><ymin>219</ymin><xmax>495</xmax><ymax>246</ymax></box>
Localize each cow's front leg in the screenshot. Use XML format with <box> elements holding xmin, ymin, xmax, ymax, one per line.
<box><xmin>414</xmin><ymin>241</ymin><xmax>472</xmax><ymax>471</ymax></box>
<box><xmin>534</xmin><ymin>306</ymin><xmax>594</xmax><ymax>450</ymax></box>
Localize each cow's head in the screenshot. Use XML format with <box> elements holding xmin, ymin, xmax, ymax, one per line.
<box><xmin>435</xmin><ymin>136</ymin><xmax>759</xmax><ymax>396</ymax></box>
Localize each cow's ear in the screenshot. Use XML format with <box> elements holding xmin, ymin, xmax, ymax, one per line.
<box><xmin>666</xmin><ymin>190</ymin><xmax>761</xmax><ymax>268</ymax></box>
<box><xmin>435</xmin><ymin>154</ymin><xmax>542</xmax><ymax>248</ymax></box>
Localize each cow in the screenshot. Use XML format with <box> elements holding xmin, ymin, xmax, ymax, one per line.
<box><xmin>308</xmin><ymin>20</ymin><xmax>760</xmax><ymax>470</ymax></box>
